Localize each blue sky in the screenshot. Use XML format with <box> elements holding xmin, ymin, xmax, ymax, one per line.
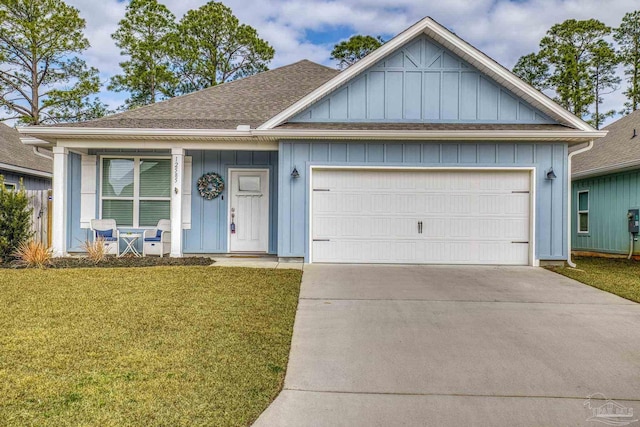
<box><xmin>66</xmin><ymin>0</ymin><xmax>640</xmax><ymax>123</ymax></box>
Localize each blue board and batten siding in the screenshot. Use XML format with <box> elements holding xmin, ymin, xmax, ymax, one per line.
<box><xmin>67</xmin><ymin>152</ymin><xmax>85</xmax><ymax>251</ymax></box>
<box><xmin>291</xmin><ymin>35</ymin><xmax>553</xmax><ymax>124</ymax></box>
<box><xmin>278</xmin><ymin>141</ymin><xmax>568</xmax><ymax>261</ymax></box>
<box><xmin>184</xmin><ymin>150</ymin><xmax>278</xmax><ymax>254</ymax></box>
<box><xmin>0</xmin><ymin>169</ymin><xmax>50</xmax><ymax>190</ymax></box>
<box><xmin>572</xmin><ymin>170</ymin><xmax>640</xmax><ymax>254</ymax></box>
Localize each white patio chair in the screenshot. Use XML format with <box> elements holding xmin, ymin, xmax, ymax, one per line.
<box><xmin>90</xmin><ymin>219</ymin><xmax>120</xmax><ymax>255</ymax></box>
<box><xmin>143</xmin><ymin>219</ymin><xmax>171</xmax><ymax>257</ymax></box>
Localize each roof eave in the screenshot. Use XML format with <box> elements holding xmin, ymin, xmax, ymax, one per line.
<box><xmin>0</xmin><ymin>161</ymin><xmax>52</xmax><ymax>178</ymax></box>
<box><xmin>19</xmin><ymin>126</ymin><xmax>606</xmax><ymax>146</ymax></box>
<box><xmin>18</xmin><ymin>127</ymin><xmax>255</xmax><ymax>144</ymax></box>
<box><xmin>254</xmin><ymin>129</ymin><xmax>607</xmax><ymax>142</ymax></box>
<box><xmin>573</xmin><ymin>159</ymin><xmax>640</xmax><ymax>180</ymax></box>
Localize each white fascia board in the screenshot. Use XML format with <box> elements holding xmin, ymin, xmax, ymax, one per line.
<box><xmin>20</xmin><ymin>136</ymin><xmax>52</xmax><ymax>147</ymax></box>
<box><xmin>57</xmin><ymin>139</ymin><xmax>279</xmax><ymax>151</ymax></box>
<box><xmin>253</xmin><ymin>129</ymin><xmax>608</xmax><ymax>142</ymax></box>
<box><xmin>18</xmin><ymin>126</ymin><xmax>252</xmax><ymax>141</ymax></box>
<box><xmin>0</xmin><ymin>162</ymin><xmax>52</xmax><ymax>178</ymax></box>
<box><xmin>257</xmin><ymin>16</ymin><xmax>597</xmax><ymax>133</ymax></box>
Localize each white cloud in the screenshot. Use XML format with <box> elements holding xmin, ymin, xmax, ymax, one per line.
<box><xmin>64</xmin><ymin>0</ymin><xmax>640</xmax><ymax>122</ymax></box>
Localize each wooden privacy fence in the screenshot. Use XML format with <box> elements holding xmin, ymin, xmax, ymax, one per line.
<box><xmin>26</xmin><ymin>189</ymin><xmax>52</xmax><ymax>247</ymax></box>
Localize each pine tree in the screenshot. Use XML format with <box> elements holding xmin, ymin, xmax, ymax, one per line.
<box><xmin>614</xmin><ymin>10</ymin><xmax>640</xmax><ymax>113</ymax></box>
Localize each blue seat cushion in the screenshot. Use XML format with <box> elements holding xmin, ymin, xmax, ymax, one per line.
<box><xmin>96</xmin><ymin>229</ymin><xmax>113</xmax><ymax>239</ymax></box>
<box><xmin>102</xmin><ymin>237</ymin><xmax>117</xmax><ymax>242</ymax></box>
<box><xmin>144</xmin><ymin>237</ymin><xmax>161</xmax><ymax>242</ymax></box>
<box><xmin>156</xmin><ymin>229</ymin><xmax>163</xmax><ymax>238</ymax></box>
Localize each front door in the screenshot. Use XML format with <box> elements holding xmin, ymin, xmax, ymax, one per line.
<box><xmin>229</xmin><ymin>169</ymin><xmax>270</xmax><ymax>252</ymax></box>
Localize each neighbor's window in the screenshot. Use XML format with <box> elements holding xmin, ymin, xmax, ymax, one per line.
<box><xmin>577</xmin><ymin>190</ymin><xmax>589</xmax><ymax>233</ymax></box>
<box><xmin>101</xmin><ymin>157</ymin><xmax>171</xmax><ymax>227</ymax></box>
<box><xmin>3</xmin><ymin>182</ymin><xmax>16</xmax><ymax>191</ymax></box>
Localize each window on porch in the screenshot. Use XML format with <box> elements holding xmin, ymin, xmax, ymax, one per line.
<box><xmin>101</xmin><ymin>157</ymin><xmax>171</xmax><ymax>227</ymax></box>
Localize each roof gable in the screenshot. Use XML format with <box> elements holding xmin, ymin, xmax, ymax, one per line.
<box><xmin>290</xmin><ymin>34</ymin><xmax>554</xmax><ymax>125</ymax></box>
<box><xmin>260</xmin><ymin>17</ymin><xmax>596</xmax><ymax>131</ymax></box>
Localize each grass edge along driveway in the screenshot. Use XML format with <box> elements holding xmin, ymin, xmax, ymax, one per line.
<box><xmin>547</xmin><ymin>256</ymin><xmax>640</xmax><ymax>303</ymax></box>
<box><xmin>0</xmin><ymin>266</ymin><xmax>302</xmax><ymax>427</ymax></box>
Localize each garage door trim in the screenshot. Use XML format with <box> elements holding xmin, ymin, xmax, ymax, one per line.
<box><xmin>308</xmin><ymin>165</ymin><xmax>537</xmax><ymax>266</ymax></box>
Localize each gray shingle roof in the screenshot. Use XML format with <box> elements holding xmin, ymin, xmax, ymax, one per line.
<box><xmin>0</xmin><ymin>124</ymin><xmax>52</xmax><ymax>174</ymax></box>
<box><xmin>572</xmin><ymin>110</ymin><xmax>640</xmax><ymax>176</ymax></box>
<box><xmin>62</xmin><ymin>60</ymin><xmax>339</xmax><ymax>129</ymax></box>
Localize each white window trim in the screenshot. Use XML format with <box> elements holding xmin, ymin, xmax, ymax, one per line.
<box><xmin>577</xmin><ymin>190</ymin><xmax>589</xmax><ymax>234</ymax></box>
<box><xmin>3</xmin><ymin>182</ymin><xmax>17</xmax><ymax>191</ymax></box>
<box><xmin>99</xmin><ymin>155</ymin><xmax>171</xmax><ymax>228</ymax></box>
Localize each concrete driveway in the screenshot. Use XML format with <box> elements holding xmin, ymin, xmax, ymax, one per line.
<box><xmin>254</xmin><ymin>265</ymin><xmax>640</xmax><ymax>427</ymax></box>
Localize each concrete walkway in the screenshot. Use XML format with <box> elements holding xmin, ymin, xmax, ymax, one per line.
<box><xmin>210</xmin><ymin>256</ymin><xmax>303</xmax><ymax>270</ymax></box>
<box><xmin>254</xmin><ymin>264</ymin><xmax>640</xmax><ymax>427</ymax></box>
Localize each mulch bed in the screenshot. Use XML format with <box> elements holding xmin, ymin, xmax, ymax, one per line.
<box><xmin>1</xmin><ymin>256</ymin><xmax>213</xmax><ymax>269</ymax></box>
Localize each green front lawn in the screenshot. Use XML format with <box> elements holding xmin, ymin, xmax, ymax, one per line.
<box><xmin>547</xmin><ymin>257</ymin><xmax>640</xmax><ymax>303</ymax></box>
<box><xmin>0</xmin><ymin>266</ymin><xmax>302</xmax><ymax>426</ymax></box>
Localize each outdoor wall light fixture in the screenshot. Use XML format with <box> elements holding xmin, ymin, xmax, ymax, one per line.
<box><xmin>546</xmin><ymin>167</ymin><xmax>557</xmax><ymax>180</ymax></box>
<box><xmin>291</xmin><ymin>166</ymin><xmax>300</xmax><ymax>179</ymax></box>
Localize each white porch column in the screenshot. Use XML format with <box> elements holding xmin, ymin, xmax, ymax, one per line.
<box><xmin>51</xmin><ymin>147</ymin><xmax>68</xmax><ymax>257</ymax></box>
<box><xmin>170</xmin><ymin>148</ymin><xmax>184</xmax><ymax>257</ymax></box>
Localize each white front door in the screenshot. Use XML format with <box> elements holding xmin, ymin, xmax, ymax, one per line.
<box><xmin>229</xmin><ymin>169</ymin><xmax>270</xmax><ymax>252</ymax></box>
<box><xmin>311</xmin><ymin>168</ymin><xmax>531</xmax><ymax>265</ymax></box>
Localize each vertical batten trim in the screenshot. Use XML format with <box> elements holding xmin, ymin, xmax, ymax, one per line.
<box><xmin>170</xmin><ymin>148</ymin><xmax>184</xmax><ymax>257</ymax></box>
<box><xmin>80</xmin><ymin>155</ymin><xmax>97</xmax><ymax>229</ymax></box>
<box><xmin>52</xmin><ymin>147</ymin><xmax>68</xmax><ymax>257</ymax></box>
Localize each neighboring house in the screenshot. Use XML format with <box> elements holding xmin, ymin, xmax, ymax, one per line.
<box><xmin>0</xmin><ymin>123</ymin><xmax>52</xmax><ymax>190</ymax></box>
<box><xmin>20</xmin><ymin>17</ymin><xmax>604</xmax><ymax>264</ymax></box>
<box><xmin>572</xmin><ymin>110</ymin><xmax>640</xmax><ymax>256</ymax></box>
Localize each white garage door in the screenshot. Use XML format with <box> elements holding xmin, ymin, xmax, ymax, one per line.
<box><xmin>311</xmin><ymin>169</ymin><xmax>531</xmax><ymax>265</ymax></box>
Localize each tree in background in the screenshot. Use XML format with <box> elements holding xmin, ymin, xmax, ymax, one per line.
<box><xmin>513</xmin><ymin>19</ymin><xmax>615</xmax><ymax>125</ymax></box>
<box><xmin>614</xmin><ymin>10</ymin><xmax>640</xmax><ymax>113</ymax></box>
<box><xmin>331</xmin><ymin>35</ymin><xmax>384</xmax><ymax>69</ymax></box>
<box><xmin>0</xmin><ymin>176</ymin><xmax>32</xmax><ymax>262</ymax></box>
<box><xmin>108</xmin><ymin>0</ymin><xmax>178</xmax><ymax>109</ymax></box>
<box><xmin>0</xmin><ymin>0</ymin><xmax>108</xmax><ymax>125</ymax></box>
<box><xmin>172</xmin><ymin>1</ymin><xmax>274</xmax><ymax>94</ymax></box>
<box><xmin>589</xmin><ymin>39</ymin><xmax>620</xmax><ymax>129</ymax></box>
<box><xmin>513</xmin><ymin>53</ymin><xmax>550</xmax><ymax>90</ymax></box>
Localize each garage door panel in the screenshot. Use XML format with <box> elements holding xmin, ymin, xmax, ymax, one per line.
<box><xmin>311</xmin><ymin>169</ymin><xmax>531</xmax><ymax>265</ymax></box>
<box><xmin>314</xmin><ymin>216</ymin><xmax>420</xmax><ymax>239</ymax></box>
<box><xmin>478</xmin><ymin>218</ymin><xmax>529</xmax><ymax>239</ymax></box>
<box><xmin>504</xmin><ymin>194</ymin><xmax>530</xmax><ymax>215</ymax></box>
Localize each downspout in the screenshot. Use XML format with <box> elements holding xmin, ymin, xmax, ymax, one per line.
<box><xmin>32</xmin><ymin>147</ymin><xmax>53</xmax><ymax>160</ymax></box>
<box><xmin>567</xmin><ymin>139</ymin><xmax>594</xmax><ymax>267</ymax></box>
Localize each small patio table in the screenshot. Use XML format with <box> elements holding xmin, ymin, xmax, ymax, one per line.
<box><xmin>119</xmin><ymin>232</ymin><xmax>142</xmax><ymax>257</ymax></box>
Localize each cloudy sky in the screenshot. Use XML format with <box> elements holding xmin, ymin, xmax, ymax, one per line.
<box><xmin>68</xmin><ymin>0</ymin><xmax>640</xmax><ymax>125</ymax></box>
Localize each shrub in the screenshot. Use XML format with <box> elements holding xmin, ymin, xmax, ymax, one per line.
<box><xmin>81</xmin><ymin>238</ymin><xmax>107</xmax><ymax>264</ymax></box>
<box><xmin>0</xmin><ymin>176</ymin><xmax>33</xmax><ymax>262</ymax></box>
<box><xmin>13</xmin><ymin>240</ymin><xmax>52</xmax><ymax>268</ymax></box>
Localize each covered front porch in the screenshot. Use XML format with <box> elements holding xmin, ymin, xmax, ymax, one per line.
<box><xmin>50</xmin><ymin>143</ymin><xmax>278</xmax><ymax>258</ymax></box>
